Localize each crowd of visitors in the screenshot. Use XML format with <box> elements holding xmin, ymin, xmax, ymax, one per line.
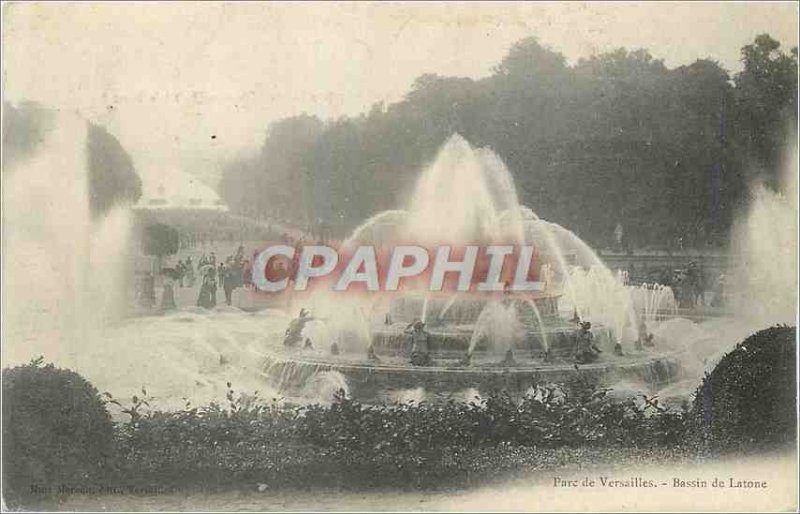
<box><xmin>136</xmin><ymin>244</ymin><xmax>258</xmax><ymax>311</ymax></box>
<box><xmin>135</xmin><ymin>228</ymin><xmax>318</xmax><ymax>313</ymax></box>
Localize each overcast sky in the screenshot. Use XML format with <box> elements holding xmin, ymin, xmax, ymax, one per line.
<box><xmin>3</xmin><ymin>2</ymin><xmax>798</xmax><ymax>188</ymax></box>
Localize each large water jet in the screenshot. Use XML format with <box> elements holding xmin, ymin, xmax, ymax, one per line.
<box><xmin>262</xmin><ymin>134</ymin><xmax>687</xmax><ymax>400</ymax></box>
<box><xmin>3</xmin><ymin>109</ymin><xmax>136</xmax><ymax>368</ymax></box>
<box><xmin>729</xmin><ymin>143</ymin><xmax>798</xmax><ymax>327</ymax></box>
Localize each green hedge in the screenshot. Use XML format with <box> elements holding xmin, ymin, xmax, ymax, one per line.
<box><xmin>110</xmin><ymin>377</ymin><xmax>688</xmax><ymax>489</ymax></box>
<box><xmin>686</xmin><ymin>325</ymin><xmax>797</xmax><ymax>452</ymax></box>
<box><xmin>2</xmin><ymin>358</ymin><xmax>114</xmax><ymax>506</ymax></box>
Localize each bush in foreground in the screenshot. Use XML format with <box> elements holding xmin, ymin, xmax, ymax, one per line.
<box><xmin>112</xmin><ymin>377</ymin><xmax>688</xmax><ymax>489</ymax></box>
<box><xmin>686</xmin><ymin>325</ymin><xmax>797</xmax><ymax>452</ymax></box>
<box><xmin>2</xmin><ymin>358</ymin><xmax>114</xmax><ymax>506</ymax></box>
<box><xmin>5</xmin><ymin>323</ymin><xmax>795</xmax><ymax>500</ymax></box>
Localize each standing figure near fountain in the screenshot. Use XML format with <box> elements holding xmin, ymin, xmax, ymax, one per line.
<box><xmin>574</xmin><ymin>321</ymin><xmax>602</xmax><ymax>364</ymax></box>
<box><xmin>218</xmin><ymin>262</ymin><xmax>226</xmax><ymax>292</ymax></box>
<box><xmin>676</xmin><ymin>264</ymin><xmax>701</xmax><ymax>309</ymax></box>
<box><xmin>221</xmin><ymin>257</ymin><xmax>239</xmax><ymax>306</ymax></box>
<box><xmin>175</xmin><ymin>259</ymin><xmax>186</xmax><ymax>288</ymax></box>
<box><xmin>242</xmin><ymin>259</ymin><xmax>252</xmax><ymax>290</ymax></box>
<box><xmin>405</xmin><ymin>320</ymin><xmax>432</xmax><ymax>366</ymax></box>
<box><xmin>689</xmin><ymin>262</ymin><xmax>706</xmax><ymax>306</ymax></box>
<box><xmin>283</xmin><ymin>308</ymin><xmax>315</xmax><ymax>348</ymax></box>
<box><xmin>184</xmin><ymin>256</ymin><xmax>196</xmax><ymax>288</ymax></box>
<box><xmin>160</xmin><ymin>272</ymin><xmax>177</xmax><ymax>311</ymax></box>
<box><xmin>196</xmin><ymin>265</ymin><xmax>217</xmax><ymax>309</ymax></box>
<box><xmin>139</xmin><ymin>272</ymin><xmax>156</xmax><ymax>309</ymax></box>
<box><xmin>711</xmin><ymin>273</ymin><xmax>727</xmax><ymax>308</ymax></box>
<box><xmin>684</xmin><ymin>261</ymin><xmax>704</xmax><ymax>307</ymax></box>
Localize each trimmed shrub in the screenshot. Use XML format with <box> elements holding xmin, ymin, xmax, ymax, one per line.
<box><xmin>2</xmin><ymin>358</ymin><xmax>114</xmax><ymax>505</ymax></box>
<box><xmin>687</xmin><ymin>325</ymin><xmax>797</xmax><ymax>452</ymax></box>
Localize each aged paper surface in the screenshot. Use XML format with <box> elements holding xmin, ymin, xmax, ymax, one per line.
<box><xmin>2</xmin><ymin>2</ymin><xmax>798</xmax><ymax>511</ymax></box>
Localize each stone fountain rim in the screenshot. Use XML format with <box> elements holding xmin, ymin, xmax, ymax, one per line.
<box><xmin>258</xmin><ymin>349</ymin><xmax>686</xmax><ymax>375</ymax></box>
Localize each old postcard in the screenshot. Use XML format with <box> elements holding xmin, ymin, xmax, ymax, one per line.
<box><xmin>2</xmin><ymin>1</ymin><xmax>798</xmax><ymax>511</ymax></box>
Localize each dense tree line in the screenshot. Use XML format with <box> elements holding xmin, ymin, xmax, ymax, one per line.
<box><xmin>220</xmin><ymin>35</ymin><xmax>797</xmax><ymax>249</ymax></box>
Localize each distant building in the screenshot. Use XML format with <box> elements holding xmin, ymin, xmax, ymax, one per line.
<box><xmin>134</xmin><ymin>171</ymin><xmax>228</xmax><ymax>212</ymax></box>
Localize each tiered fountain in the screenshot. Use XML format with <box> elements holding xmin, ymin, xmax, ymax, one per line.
<box><xmin>260</xmin><ymin>135</ymin><xmax>684</xmax><ymax>401</ymax></box>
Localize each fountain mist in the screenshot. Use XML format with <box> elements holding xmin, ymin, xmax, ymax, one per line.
<box><xmin>344</xmin><ymin>133</ymin><xmax>647</xmax><ymax>348</ymax></box>
<box><xmin>468</xmin><ymin>300</ymin><xmax>522</xmax><ymax>355</ymax></box>
<box><xmin>3</xmin><ymin>112</ymin><xmax>133</xmax><ymax>368</ymax></box>
<box><xmin>730</xmin><ymin>143</ymin><xmax>798</xmax><ymax>327</ymax></box>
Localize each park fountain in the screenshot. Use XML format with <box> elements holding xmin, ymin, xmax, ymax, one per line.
<box><xmin>6</xmin><ymin>113</ymin><xmax>787</xmax><ymax>410</ymax></box>
<box><xmin>259</xmin><ymin>135</ymin><xmax>686</xmax><ymax>400</ymax></box>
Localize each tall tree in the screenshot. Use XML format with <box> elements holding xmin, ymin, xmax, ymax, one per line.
<box><xmin>734</xmin><ymin>34</ymin><xmax>798</xmax><ymax>187</ymax></box>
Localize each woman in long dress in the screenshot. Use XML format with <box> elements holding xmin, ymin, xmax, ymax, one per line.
<box><xmin>161</xmin><ymin>274</ymin><xmax>177</xmax><ymax>311</ymax></box>
<box><xmin>196</xmin><ymin>265</ymin><xmax>217</xmax><ymax>309</ymax></box>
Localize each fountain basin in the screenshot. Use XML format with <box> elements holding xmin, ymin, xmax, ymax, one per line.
<box><xmin>261</xmin><ymin>348</ymin><xmax>684</xmax><ymax>402</ymax></box>
<box><xmin>371</xmin><ymin>323</ymin><xmax>615</xmax><ymax>357</ymax></box>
